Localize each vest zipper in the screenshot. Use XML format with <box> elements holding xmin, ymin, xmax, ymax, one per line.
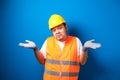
<box><xmin>59</xmin><ymin>51</ymin><xmax>62</xmax><ymax>80</ymax></box>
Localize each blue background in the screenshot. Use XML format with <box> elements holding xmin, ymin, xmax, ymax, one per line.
<box><xmin>0</xmin><ymin>0</ymin><xmax>120</xmax><ymax>80</ymax></box>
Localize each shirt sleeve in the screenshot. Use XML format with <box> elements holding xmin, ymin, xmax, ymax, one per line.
<box><xmin>76</xmin><ymin>37</ymin><xmax>83</xmax><ymax>56</ymax></box>
<box><xmin>40</xmin><ymin>40</ymin><xmax>47</xmax><ymax>58</ymax></box>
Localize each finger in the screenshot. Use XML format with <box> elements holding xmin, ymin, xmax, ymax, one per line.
<box><xmin>25</xmin><ymin>40</ymin><xmax>31</xmax><ymax>43</ymax></box>
<box><xmin>96</xmin><ymin>43</ymin><xmax>101</xmax><ymax>48</ymax></box>
<box><xmin>92</xmin><ymin>47</ymin><xmax>97</xmax><ymax>49</ymax></box>
<box><xmin>19</xmin><ymin>43</ymin><xmax>25</xmax><ymax>47</ymax></box>
<box><xmin>94</xmin><ymin>43</ymin><xmax>101</xmax><ymax>46</ymax></box>
<box><xmin>93</xmin><ymin>43</ymin><xmax>101</xmax><ymax>49</ymax></box>
<box><xmin>99</xmin><ymin>44</ymin><xmax>102</xmax><ymax>47</ymax></box>
<box><xmin>89</xmin><ymin>39</ymin><xmax>95</xmax><ymax>42</ymax></box>
<box><xmin>19</xmin><ymin>43</ymin><xmax>30</xmax><ymax>48</ymax></box>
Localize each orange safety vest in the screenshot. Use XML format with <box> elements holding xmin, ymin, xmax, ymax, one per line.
<box><xmin>44</xmin><ymin>36</ymin><xmax>80</xmax><ymax>80</ymax></box>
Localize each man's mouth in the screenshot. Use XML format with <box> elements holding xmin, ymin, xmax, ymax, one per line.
<box><xmin>56</xmin><ymin>34</ymin><xmax>62</xmax><ymax>38</ymax></box>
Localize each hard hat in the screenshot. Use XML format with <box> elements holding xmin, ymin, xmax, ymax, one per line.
<box><xmin>48</xmin><ymin>14</ymin><xmax>66</xmax><ymax>29</ymax></box>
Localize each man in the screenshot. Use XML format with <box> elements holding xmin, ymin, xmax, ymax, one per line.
<box><xmin>19</xmin><ymin>14</ymin><xmax>101</xmax><ymax>80</ymax></box>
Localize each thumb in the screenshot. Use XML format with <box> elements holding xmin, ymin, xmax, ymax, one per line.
<box><xmin>25</xmin><ymin>40</ymin><xmax>31</xmax><ymax>43</ymax></box>
<box><xmin>89</xmin><ymin>39</ymin><xmax>95</xmax><ymax>42</ymax></box>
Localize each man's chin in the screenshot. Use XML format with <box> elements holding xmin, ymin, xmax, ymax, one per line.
<box><xmin>56</xmin><ymin>37</ymin><xmax>63</xmax><ymax>41</ymax></box>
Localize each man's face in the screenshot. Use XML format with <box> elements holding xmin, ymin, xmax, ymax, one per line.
<box><xmin>51</xmin><ymin>24</ymin><xmax>67</xmax><ymax>42</ymax></box>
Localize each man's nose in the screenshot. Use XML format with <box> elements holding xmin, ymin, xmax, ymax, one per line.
<box><xmin>55</xmin><ymin>29</ymin><xmax>59</xmax><ymax>34</ymax></box>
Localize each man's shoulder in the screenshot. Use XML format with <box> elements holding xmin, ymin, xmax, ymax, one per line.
<box><xmin>68</xmin><ymin>36</ymin><xmax>78</xmax><ymax>39</ymax></box>
<box><xmin>46</xmin><ymin>36</ymin><xmax>54</xmax><ymax>40</ymax></box>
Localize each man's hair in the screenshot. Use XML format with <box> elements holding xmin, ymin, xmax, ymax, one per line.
<box><xmin>62</xmin><ymin>23</ymin><xmax>67</xmax><ymax>30</ymax></box>
<box><xmin>63</xmin><ymin>23</ymin><xmax>66</xmax><ymax>26</ymax></box>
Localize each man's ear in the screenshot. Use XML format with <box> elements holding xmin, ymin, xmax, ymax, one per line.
<box><xmin>65</xmin><ymin>26</ymin><xmax>68</xmax><ymax>31</ymax></box>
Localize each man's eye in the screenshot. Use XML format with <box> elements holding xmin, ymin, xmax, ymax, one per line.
<box><xmin>52</xmin><ymin>29</ymin><xmax>56</xmax><ymax>32</ymax></box>
<box><xmin>58</xmin><ymin>26</ymin><xmax>62</xmax><ymax>29</ymax></box>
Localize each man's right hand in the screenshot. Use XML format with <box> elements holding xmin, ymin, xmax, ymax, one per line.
<box><xmin>19</xmin><ymin>40</ymin><xmax>36</xmax><ymax>48</ymax></box>
<box><xmin>84</xmin><ymin>39</ymin><xmax>101</xmax><ymax>49</ymax></box>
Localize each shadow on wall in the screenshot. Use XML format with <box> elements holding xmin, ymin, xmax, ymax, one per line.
<box><xmin>79</xmin><ymin>51</ymin><xmax>105</xmax><ymax>80</ymax></box>
<box><xmin>67</xmin><ymin>23</ymin><xmax>88</xmax><ymax>43</ymax></box>
<box><xmin>67</xmin><ymin>24</ymin><xmax>84</xmax><ymax>42</ymax></box>
<box><xmin>68</xmin><ymin>24</ymin><xmax>110</xmax><ymax>80</ymax></box>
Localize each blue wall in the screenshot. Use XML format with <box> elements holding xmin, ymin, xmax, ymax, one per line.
<box><xmin>1</xmin><ymin>0</ymin><xmax>120</xmax><ymax>80</ymax></box>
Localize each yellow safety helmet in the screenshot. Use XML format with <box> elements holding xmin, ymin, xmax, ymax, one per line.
<box><xmin>48</xmin><ymin>14</ymin><xmax>66</xmax><ymax>29</ymax></box>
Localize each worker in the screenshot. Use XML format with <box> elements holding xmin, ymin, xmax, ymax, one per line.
<box><xmin>19</xmin><ymin>14</ymin><xmax>101</xmax><ymax>80</ymax></box>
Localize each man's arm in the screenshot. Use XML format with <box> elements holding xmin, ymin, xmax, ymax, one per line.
<box><xmin>79</xmin><ymin>39</ymin><xmax>101</xmax><ymax>65</ymax></box>
<box><xmin>19</xmin><ymin>40</ymin><xmax>45</xmax><ymax>64</ymax></box>
<box><xmin>79</xmin><ymin>48</ymin><xmax>88</xmax><ymax>65</ymax></box>
<box><xmin>33</xmin><ymin>47</ymin><xmax>45</xmax><ymax>64</ymax></box>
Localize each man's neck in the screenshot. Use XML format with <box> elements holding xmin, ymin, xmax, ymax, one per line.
<box><xmin>58</xmin><ymin>35</ymin><xmax>68</xmax><ymax>42</ymax></box>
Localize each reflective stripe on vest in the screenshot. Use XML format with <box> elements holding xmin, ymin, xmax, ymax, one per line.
<box><xmin>45</xmin><ymin>69</ymin><xmax>79</xmax><ymax>77</ymax></box>
<box><xmin>46</xmin><ymin>58</ymin><xmax>80</xmax><ymax>65</ymax></box>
